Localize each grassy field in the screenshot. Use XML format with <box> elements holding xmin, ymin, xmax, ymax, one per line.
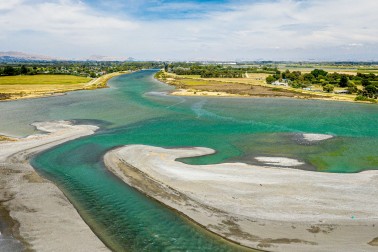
<box><xmin>159</xmin><ymin>72</ymin><xmax>325</xmax><ymax>98</ymax></box>
<box><xmin>0</xmin><ymin>73</ymin><xmax>125</xmax><ymax>101</ymax></box>
<box><xmin>0</xmin><ymin>75</ymin><xmax>91</xmax><ymax>85</ymax></box>
<box><xmin>277</xmin><ymin>64</ymin><xmax>378</xmax><ymax>75</ymax></box>
<box><xmin>157</xmin><ymin>72</ymin><xmax>368</xmax><ymax>103</ymax></box>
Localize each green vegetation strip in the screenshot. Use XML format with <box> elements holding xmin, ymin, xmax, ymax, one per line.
<box><xmin>0</xmin><ymin>75</ymin><xmax>91</xmax><ymax>85</ymax></box>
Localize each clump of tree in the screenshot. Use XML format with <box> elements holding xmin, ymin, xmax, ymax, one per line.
<box><xmin>323</xmin><ymin>84</ymin><xmax>334</xmax><ymax>93</ymax></box>
<box><xmin>167</xmin><ymin>63</ymin><xmax>278</xmax><ymax>78</ymax></box>
<box><xmin>265</xmin><ymin>69</ymin><xmax>378</xmax><ymax>99</ymax></box>
<box><xmin>0</xmin><ymin>62</ymin><xmax>165</xmax><ymax>78</ymax></box>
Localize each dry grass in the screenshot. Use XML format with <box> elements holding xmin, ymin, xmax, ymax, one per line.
<box><xmin>0</xmin><ymin>72</ymin><xmax>126</xmax><ymax>101</ymax></box>
<box><xmin>0</xmin><ymin>75</ymin><xmax>91</xmax><ymax>85</ymax></box>
<box><xmin>159</xmin><ymin>73</ymin><xmax>320</xmax><ymax>98</ymax></box>
<box><xmin>157</xmin><ymin>72</ymin><xmax>371</xmax><ymax>103</ymax></box>
<box><xmin>0</xmin><ymin>75</ymin><xmax>91</xmax><ymax>100</ymax></box>
<box><xmin>0</xmin><ymin>135</ymin><xmax>16</xmax><ymax>142</ymax></box>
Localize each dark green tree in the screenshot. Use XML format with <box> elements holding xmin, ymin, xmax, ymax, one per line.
<box><xmin>311</xmin><ymin>69</ymin><xmax>328</xmax><ymax>78</ymax></box>
<box><xmin>361</xmin><ymin>79</ymin><xmax>371</xmax><ymax>87</ymax></box>
<box><xmin>339</xmin><ymin>76</ymin><xmax>349</xmax><ymax>87</ymax></box>
<box><xmin>20</xmin><ymin>65</ymin><xmax>28</xmax><ymax>75</ymax></box>
<box><xmin>164</xmin><ymin>62</ymin><xmax>169</xmax><ymax>72</ymax></box>
<box><xmin>365</xmin><ymin>85</ymin><xmax>377</xmax><ymax>98</ymax></box>
<box><xmin>266</xmin><ymin>75</ymin><xmax>276</xmax><ymax>84</ymax></box>
<box><xmin>4</xmin><ymin>66</ymin><xmax>15</xmax><ymax>76</ymax></box>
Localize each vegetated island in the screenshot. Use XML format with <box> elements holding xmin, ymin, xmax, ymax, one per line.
<box><xmin>155</xmin><ymin>62</ymin><xmax>378</xmax><ymax>103</ymax></box>
<box><xmin>0</xmin><ymin>121</ymin><xmax>110</xmax><ymax>251</ymax></box>
<box><xmin>105</xmin><ymin>144</ymin><xmax>378</xmax><ymax>252</ymax></box>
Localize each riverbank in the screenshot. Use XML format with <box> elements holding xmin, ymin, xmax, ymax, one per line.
<box><xmin>0</xmin><ymin>121</ymin><xmax>109</xmax><ymax>251</ymax></box>
<box><xmin>0</xmin><ymin>71</ymin><xmax>128</xmax><ymax>102</ymax></box>
<box><xmin>155</xmin><ymin>71</ymin><xmax>374</xmax><ymax>103</ymax></box>
<box><xmin>105</xmin><ymin>144</ymin><xmax>378</xmax><ymax>252</ymax></box>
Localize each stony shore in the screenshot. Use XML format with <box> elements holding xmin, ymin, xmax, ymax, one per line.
<box><xmin>0</xmin><ymin>121</ymin><xmax>109</xmax><ymax>252</ymax></box>
<box><xmin>105</xmin><ymin>144</ymin><xmax>378</xmax><ymax>252</ymax></box>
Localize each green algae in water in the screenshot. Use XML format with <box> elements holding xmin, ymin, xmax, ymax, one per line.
<box><xmin>2</xmin><ymin>70</ymin><xmax>378</xmax><ymax>251</ymax></box>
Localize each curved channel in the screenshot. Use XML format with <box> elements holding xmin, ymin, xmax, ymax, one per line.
<box><xmin>1</xmin><ymin>70</ymin><xmax>377</xmax><ymax>251</ymax></box>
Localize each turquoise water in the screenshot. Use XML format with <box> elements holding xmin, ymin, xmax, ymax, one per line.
<box><xmin>1</xmin><ymin>70</ymin><xmax>377</xmax><ymax>251</ymax></box>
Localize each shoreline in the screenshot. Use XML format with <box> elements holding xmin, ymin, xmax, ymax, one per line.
<box><xmin>0</xmin><ymin>71</ymin><xmax>128</xmax><ymax>102</ymax></box>
<box><xmin>155</xmin><ymin>73</ymin><xmax>375</xmax><ymax>104</ymax></box>
<box><xmin>0</xmin><ymin>121</ymin><xmax>109</xmax><ymax>251</ymax></box>
<box><xmin>104</xmin><ymin>144</ymin><xmax>378</xmax><ymax>252</ymax></box>
<box><xmin>170</xmin><ymin>88</ymin><xmax>369</xmax><ymax>104</ymax></box>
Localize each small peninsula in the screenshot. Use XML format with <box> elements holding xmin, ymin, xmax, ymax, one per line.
<box><xmin>155</xmin><ymin>63</ymin><xmax>378</xmax><ymax>103</ymax></box>
<box><xmin>105</xmin><ymin>144</ymin><xmax>378</xmax><ymax>252</ymax></box>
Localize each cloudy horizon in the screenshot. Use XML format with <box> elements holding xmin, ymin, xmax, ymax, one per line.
<box><xmin>1</xmin><ymin>0</ymin><xmax>378</xmax><ymax>61</ymax></box>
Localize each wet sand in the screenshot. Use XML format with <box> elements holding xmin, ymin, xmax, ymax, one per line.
<box><xmin>105</xmin><ymin>144</ymin><xmax>378</xmax><ymax>252</ymax></box>
<box><xmin>0</xmin><ymin>121</ymin><xmax>109</xmax><ymax>251</ymax></box>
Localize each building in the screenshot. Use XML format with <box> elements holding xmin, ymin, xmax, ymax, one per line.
<box><xmin>271</xmin><ymin>79</ymin><xmax>289</xmax><ymax>87</ymax></box>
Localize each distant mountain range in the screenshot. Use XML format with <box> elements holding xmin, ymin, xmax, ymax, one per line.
<box><xmin>0</xmin><ymin>51</ymin><xmax>136</xmax><ymax>62</ymax></box>
<box><xmin>0</xmin><ymin>51</ymin><xmax>60</xmax><ymax>62</ymax></box>
<box><xmin>87</xmin><ymin>55</ymin><xmax>136</xmax><ymax>62</ymax></box>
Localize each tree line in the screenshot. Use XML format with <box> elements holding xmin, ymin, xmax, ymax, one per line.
<box><xmin>0</xmin><ymin>62</ymin><xmax>164</xmax><ymax>78</ymax></box>
<box><xmin>266</xmin><ymin>69</ymin><xmax>378</xmax><ymax>99</ymax></box>
<box><xmin>167</xmin><ymin>63</ymin><xmax>277</xmax><ymax>78</ymax></box>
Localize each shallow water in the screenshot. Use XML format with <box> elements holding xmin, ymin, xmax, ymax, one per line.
<box><xmin>1</xmin><ymin>70</ymin><xmax>377</xmax><ymax>250</ymax></box>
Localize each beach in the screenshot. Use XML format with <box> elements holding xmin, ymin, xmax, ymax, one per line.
<box><xmin>105</xmin><ymin>144</ymin><xmax>378</xmax><ymax>252</ymax></box>
<box><xmin>0</xmin><ymin>121</ymin><xmax>109</xmax><ymax>251</ymax></box>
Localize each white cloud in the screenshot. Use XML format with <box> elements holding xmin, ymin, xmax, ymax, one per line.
<box><xmin>1</xmin><ymin>0</ymin><xmax>378</xmax><ymax>60</ymax></box>
<box><xmin>0</xmin><ymin>0</ymin><xmax>22</xmax><ymax>10</ymax></box>
<box><xmin>0</xmin><ymin>0</ymin><xmax>137</xmax><ymax>51</ymax></box>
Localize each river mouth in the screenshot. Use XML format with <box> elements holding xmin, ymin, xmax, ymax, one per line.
<box><xmin>2</xmin><ymin>70</ymin><xmax>378</xmax><ymax>251</ymax></box>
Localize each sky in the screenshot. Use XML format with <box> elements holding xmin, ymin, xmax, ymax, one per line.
<box><xmin>1</xmin><ymin>0</ymin><xmax>378</xmax><ymax>61</ymax></box>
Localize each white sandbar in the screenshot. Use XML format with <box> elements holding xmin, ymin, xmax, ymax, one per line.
<box><xmin>302</xmin><ymin>133</ymin><xmax>333</xmax><ymax>142</ymax></box>
<box><xmin>105</xmin><ymin>145</ymin><xmax>378</xmax><ymax>252</ymax></box>
<box><xmin>0</xmin><ymin>121</ymin><xmax>109</xmax><ymax>252</ymax></box>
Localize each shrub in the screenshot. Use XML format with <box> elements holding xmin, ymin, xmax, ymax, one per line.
<box><xmin>323</xmin><ymin>84</ymin><xmax>334</xmax><ymax>93</ymax></box>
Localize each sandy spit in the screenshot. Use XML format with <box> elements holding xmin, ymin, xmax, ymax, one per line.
<box><xmin>0</xmin><ymin>121</ymin><xmax>109</xmax><ymax>252</ymax></box>
<box><xmin>254</xmin><ymin>157</ymin><xmax>305</xmax><ymax>167</ymax></box>
<box><xmin>171</xmin><ymin>89</ymin><xmax>243</xmax><ymax>97</ymax></box>
<box><xmin>105</xmin><ymin>145</ymin><xmax>378</xmax><ymax>252</ymax></box>
<box><xmin>302</xmin><ymin>133</ymin><xmax>333</xmax><ymax>142</ymax></box>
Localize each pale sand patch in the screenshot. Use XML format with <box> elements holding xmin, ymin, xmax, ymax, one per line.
<box><xmin>254</xmin><ymin>157</ymin><xmax>304</xmax><ymax>167</ymax></box>
<box><xmin>171</xmin><ymin>89</ymin><xmax>243</xmax><ymax>97</ymax></box>
<box><xmin>0</xmin><ymin>121</ymin><xmax>109</xmax><ymax>252</ymax></box>
<box><xmin>302</xmin><ymin>133</ymin><xmax>333</xmax><ymax>142</ymax></box>
<box><xmin>105</xmin><ymin>145</ymin><xmax>378</xmax><ymax>252</ymax></box>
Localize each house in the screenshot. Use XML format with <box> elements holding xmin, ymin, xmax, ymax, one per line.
<box><xmin>271</xmin><ymin>80</ymin><xmax>289</xmax><ymax>87</ymax></box>
<box><xmin>334</xmin><ymin>90</ymin><xmax>350</xmax><ymax>94</ymax></box>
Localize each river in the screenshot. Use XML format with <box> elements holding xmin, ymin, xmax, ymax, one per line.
<box><xmin>1</xmin><ymin>70</ymin><xmax>377</xmax><ymax>251</ymax></box>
